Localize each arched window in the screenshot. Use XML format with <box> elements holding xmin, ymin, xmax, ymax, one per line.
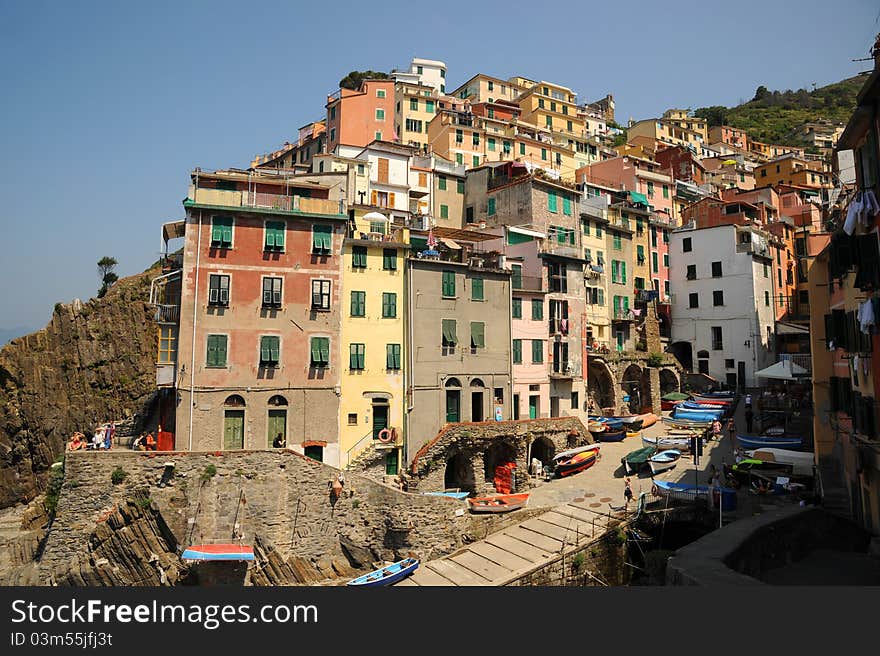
<box><xmin>445</xmin><ymin>377</ymin><xmax>462</xmax><ymax>388</ymax></box>
<box><xmin>268</xmin><ymin>395</ymin><xmax>288</xmax><ymax>406</ymax></box>
<box><xmin>470</xmin><ymin>378</ymin><xmax>485</xmax><ymax>388</ymax></box>
<box><xmin>697</xmin><ymin>350</ymin><xmax>710</xmax><ymax>359</ymax></box>
<box><xmin>224</xmin><ymin>394</ymin><xmax>246</xmax><ymax>407</ymax></box>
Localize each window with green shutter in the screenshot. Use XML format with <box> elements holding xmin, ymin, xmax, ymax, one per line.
<box><xmin>512</xmin><ymin>297</ymin><xmax>522</xmax><ymax>318</ymax></box>
<box><xmin>440</xmin><ymin>204</ymin><xmax>449</xmax><ymax>219</ymax></box>
<box><xmin>512</xmin><ymin>339</ymin><xmax>522</xmax><ymax>364</ymax></box>
<box><xmin>637</xmin><ymin>245</ymin><xmax>645</xmax><ymax>263</ymax></box>
<box><xmin>442</xmin><ymin>270</ymin><xmax>455</xmax><ymax>297</ymax></box>
<box><xmin>613</xmin><ymin>232</ymin><xmax>621</xmax><ymax>250</ymax></box>
<box><xmin>519</xmin><ymin>143</ymin><xmax>525</xmax><ymax>155</ymax></box>
<box><xmin>562</xmin><ymin>196</ymin><xmax>572</xmax><ymax>216</ymax></box>
<box><xmin>211</xmin><ymin>217</ymin><xmax>233</xmax><ymax>248</ymax></box>
<box><xmin>470</xmin><ymin>322</ymin><xmax>485</xmax><ymax>349</ymax></box>
<box><xmin>595</xmin><ymin>224</ymin><xmax>602</xmax><ymax>238</ymax></box>
<box><xmin>548</xmin><ymin>191</ymin><xmax>558</xmax><ymax>212</ymax></box>
<box><xmin>264</xmin><ymin>221</ymin><xmax>285</xmax><ymax>250</ymax></box>
<box><xmin>376</xmin><ymin>109</ymin><xmax>385</xmax><ymax>121</ymax></box>
<box><xmin>312</xmin><ymin>224</ymin><xmax>332</xmax><ymax>254</ymax></box>
<box><xmin>471</xmin><ymin>278</ymin><xmax>484</xmax><ymax>300</ymax></box>
<box><xmin>383</xmin><ymin>248</ymin><xmax>397</xmax><ymax>270</ymax></box>
<box><xmin>438</xmin><ymin>175</ymin><xmax>447</xmax><ymax>191</ymax></box>
<box><xmin>652</xmin><ymin>252</ymin><xmax>659</xmax><ymax>273</ymax></box>
<box><xmin>488</xmin><ymin>197</ymin><xmax>496</xmax><ymax>216</ymax></box>
<box><xmin>425</xmin><ymin>100</ymin><xmax>434</xmax><ymax>113</ymax></box>
<box><xmin>382</xmin><ymin>292</ymin><xmax>397</xmax><ymax>318</ymax></box>
<box><xmin>457</xmin><ymin>179</ymin><xmax>464</xmax><ymax>194</ymax></box>
<box><xmin>541</xmin><ymin>148</ymin><xmax>548</xmax><ymax>161</ymax></box>
<box><xmin>473</xmin><ymin>133</ymin><xmax>480</xmax><ymax>147</ymax></box>
<box><xmin>410</xmin><ymin>98</ymin><xmax>418</xmax><ymax>111</ymax></box>
<box><xmin>350</xmin><ymin>291</ymin><xmax>365</xmax><ymax>317</ymax></box>
<box><xmin>473</xmin><ymin>155</ymin><xmax>479</xmax><ymax>167</ymax></box>
<box><xmin>441</xmin><ymin>319</ymin><xmax>457</xmax><ymax>351</ymax></box>
<box><xmin>531</xmin><ymin>299</ymin><xmax>543</xmax><ymax>320</ymax></box>
<box><xmin>511</xmin><ymin>264</ymin><xmax>522</xmax><ymax>289</ymax></box>
<box><xmin>621</xmin><ymin>261</ymin><xmax>627</xmax><ymax>284</ymax></box>
<box><xmin>583</xmin><ymin>220</ymin><xmax>591</xmax><ymax>235</ymax></box>
<box><xmin>386</xmin><ymin>344</ymin><xmax>401</xmax><ymax>370</ymax></box>
<box><xmin>651</xmin><ymin>226</ymin><xmax>657</xmax><ymax>247</ymax></box>
<box><xmin>456</xmin><ymin>153</ymin><xmax>463</xmax><ymax>165</ymax></box>
<box><xmin>662</xmin><ymin>229</ymin><xmax>669</xmax><ymax>243</ymax></box>
<box><xmin>531</xmin><ymin>339</ymin><xmax>543</xmax><ymax>363</ymax></box>
<box><xmin>352</xmin><ymin>246</ymin><xmax>367</xmax><ymax>268</ymax></box>
<box><xmin>647</xmin><ymin>181</ymin><xmax>654</xmax><ymax>197</ymax></box>
<box><xmin>663</xmin><ymin>184</ymin><xmax>669</xmax><ymax>199</ymax></box>
<box><xmin>310</xmin><ymin>337</ymin><xmax>330</xmax><ymax>368</ymax></box>
<box><xmin>663</xmin><ymin>253</ymin><xmax>669</xmax><ymax>268</ymax></box>
<box><xmin>260</xmin><ymin>336</ymin><xmax>280</xmax><ymax>367</ymax></box>
<box><xmin>488</xmin><ymin>137</ymin><xmax>496</xmax><ymax>151</ymax></box>
<box><xmin>206</xmin><ymin>334</ymin><xmax>227</xmax><ymax>367</ymax></box>
<box><xmin>349</xmin><ymin>343</ymin><xmax>365</xmax><ymax>370</ymax></box>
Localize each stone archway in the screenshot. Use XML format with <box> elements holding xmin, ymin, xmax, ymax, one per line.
<box><xmin>483</xmin><ymin>441</ymin><xmax>518</xmax><ymax>482</ymax></box>
<box><xmin>444</xmin><ymin>452</ymin><xmax>475</xmax><ymax>493</ymax></box>
<box><xmin>640</xmin><ymin>368</ymin><xmax>653</xmax><ymax>414</ymax></box>
<box><xmin>670</xmin><ymin>341</ymin><xmax>693</xmax><ymax>372</ymax></box>
<box><xmin>659</xmin><ymin>368</ymin><xmax>680</xmax><ymax>395</ymax></box>
<box><xmin>529</xmin><ymin>436</ymin><xmax>555</xmax><ymax>470</ymax></box>
<box><xmin>621</xmin><ymin>364</ymin><xmax>643</xmax><ymax>414</ymax></box>
<box><xmin>588</xmin><ymin>359</ymin><xmax>616</xmax><ymax>412</ymax></box>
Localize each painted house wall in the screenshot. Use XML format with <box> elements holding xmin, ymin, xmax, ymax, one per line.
<box><xmin>326</xmin><ymin>80</ymin><xmax>396</xmax><ymax>152</ymax></box>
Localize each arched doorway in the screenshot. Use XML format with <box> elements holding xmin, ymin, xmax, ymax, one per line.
<box><xmin>659</xmin><ymin>369</ymin><xmax>680</xmax><ymax>396</ymax></box>
<box><xmin>696</xmin><ymin>350</ymin><xmax>710</xmax><ymax>375</ymax></box>
<box><xmin>445</xmin><ymin>378</ymin><xmax>461</xmax><ymax>424</ymax></box>
<box><xmin>444</xmin><ymin>452</ymin><xmax>475</xmax><ymax>493</ymax></box>
<box><xmin>483</xmin><ymin>441</ymin><xmax>517</xmax><ymax>482</ymax></box>
<box><xmin>223</xmin><ymin>395</ymin><xmax>246</xmax><ymax>449</ymax></box>
<box><xmin>470</xmin><ymin>378</ymin><xmax>485</xmax><ymax>422</ymax></box>
<box><xmin>529</xmin><ymin>436</ymin><xmax>555</xmax><ymax>471</ymax></box>
<box><xmin>267</xmin><ymin>394</ymin><xmax>287</xmax><ymax>448</ymax></box>
<box><xmin>588</xmin><ymin>359</ymin><xmax>615</xmax><ymax>412</ymax></box>
<box><xmin>670</xmin><ymin>341</ymin><xmax>693</xmax><ymax>372</ymax></box>
<box><xmin>640</xmin><ymin>368</ymin><xmax>652</xmax><ymax>413</ymax></box>
<box><xmin>621</xmin><ymin>364</ymin><xmax>642</xmax><ymax>414</ymax></box>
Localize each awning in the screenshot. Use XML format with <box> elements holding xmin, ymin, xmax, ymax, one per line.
<box><xmin>629</xmin><ymin>191</ymin><xmax>648</xmax><ymax>206</ymax></box>
<box><xmin>754</xmin><ymin>360</ymin><xmax>809</xmax><ymax>380</ymax></box>
<box><xmin>442</xmin><ymin>238</ymin><xmax>461</xmax><ymax>249</ymax></box>
<box><xmin>162</xmin><ymin>220</ymin><xmax>186</xmax><ymax>242</ymax></box>
<box><xmin>508</xmin><ymin>225</ymin><xmax>546</xmax><ymax>239</ymax></box>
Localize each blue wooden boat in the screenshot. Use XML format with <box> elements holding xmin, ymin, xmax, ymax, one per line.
<box><xmin>181</xmin><ymin>544</ymin><xmax>255</xmax><ymax>561</ymax></box>
<box><xmin>651</xmin><ymin>479</ymin><xmax>737</xmax><ymax>511</ymax></box>
<box><xmin>662</xmin><ymin>416</ymin><xmax>712</xmax><ymax>428</ymax></box>
<box><xmin>347</xmin><ymin>558</ymin><xmax>419</xmax><ymax>586</ymax></box>
<box><xmin>736</xmin><ymin>434</ymin><xmax>803</xmax><ymax>450</ymax></box>
<box><xmin>422</xmin><ymin>491</ymin><xmax>469</xmax><ymax>500</ymax></box>
<box><xmin>673</xmin><ymin>408</ymin><xmax>724</xmax><ymax>422</ymax></box>
<box><xmin>679</xmin><ymin>401</ymin><xmax>726</xmax><ymax>412</ymax></box>
<box><xmin>589</xmin><ymin>416</ymin><xmax>625</xmax><ymax>430</ymax></box>
<box><xmin>595</xmin><ymin>428</ymin><xmax>626</xmax><ymax>442</ymax></box>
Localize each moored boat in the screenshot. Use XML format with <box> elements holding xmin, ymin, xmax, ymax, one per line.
<box><xmin>673</xmin><ymin>408</ymin><xmax>724</xmax><ymax>422</ymax></box>
<box><xmin>690</xmin><ymin>394</ymin><xmax>733</xmax><ymax>404</ymax></box>
<box><xmin>648</xmin><ymin>449</ymin><xmax>682</xmax><ymax>475</ymax></box>
<box><xmin>587</xmin><ymin>420</ymin><xmax>607</xmax><ymax>432</ymax></box>
<box><xmin>181</xmin><ymin>544</ymin><xmax>255</xmax><ymax>561</ymax></box>
<box><xmin>621</xmin><ymin>446</ymin><xmax>655</xmax><ymax>473</ymax></box>
<box><xmin>555</xmin><ymin>450</ymin><xmax>598</xmax><ymax>477</ymax></box>
<box><xmin>347</xmin><ymin>558</ymin><xmax>419</xmax><ymax>586</ymax></box>
<box><xmin>553</xmin><ymin>443</ymin><xmax>601</xmax><ymax>462</ymax></box>
<box><xmin>736</xmin><ymin>434</ymin><xmax>803</xmax><ymax>451</ymax></box>
<box><xmin>626</xmin><ymin>430</ymin><xmax>642</xmax><ymax>439</ymax></box>
<box><xmin>650</xmin><ymin>479</ymin><xmax>737</xmax><ymax>511</ymax></box>
<box><xmin>422</xmin><ymin>491</ymin><xmax>470</xmax><ymax>500</ymax></box>
<box><xmin>662</xmin><ymin>416</ymin><xmax>713</xmax><ymax>428</ymax></box>
<box><xmin>635</xmin><ymin>413</ymin><xmax>659</xmax><ymax>428</ymax></box>
<box><xmin>595</xmin><ymin>428</ymin><xmax>626</xmax><ymax>442</ymax></box>
<box><xmin>467</xmin><ymin>493</ymin><xmax>530</xmax><ymax>513</ymax></box>
<box><xmin>642</xmin><ymin>434</ymin><xmax>692</xmax><ymax>451</ymax></box>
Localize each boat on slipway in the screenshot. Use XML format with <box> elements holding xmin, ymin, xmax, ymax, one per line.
<box><xmin>347</xmin><ymin>558</ymin><xmax>419</xmax><ymax>586</ymax></box>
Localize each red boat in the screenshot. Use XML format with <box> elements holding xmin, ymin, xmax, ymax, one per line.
<box><xmin>467</xmin><ymin>493</ymin><xmax>530</xmax><ymax>513</ymax></box>
<box><xmin>555</xmin><ymin>450</ymin><xmax>598</xmax><ymax>477</ymax></box>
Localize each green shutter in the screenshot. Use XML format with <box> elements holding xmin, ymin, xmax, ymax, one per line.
<box><xmin>426</xmin><ymin>100</ymin><xmax>434</xmax><ymax>113</ymax></box>
<box><xmin>212</xmin><ymin>217</ymin><xmax>232</xmax><ymax>246</ymax></box>
<box><xmin>598</xmin><ymin>288</ymin><xmax>604</xmax><ymax>305</ymax></box>
<box><xmin>382</xmin><ymin>292</ymin><xmax>397</xmax><ymax>318</ymax></box>
<box><xmin>441</xmin><ymin>204</ymin><xmax>449</xmax><ymax>219</ymax></box>
<box><xmin>442</xmin><ymin>270</ymin><xmax>455</xmax><ymax>297</ymax></box>
<box><xmin>313</xmin><ymin>224</ymin><xmax>332</xmax><ymax>252</ymax></box>
<box><xmin>261</xmin><ymin>336</ymin><xmax>279</xmax><ymax>364</ymax></box>
<box><xmin>310</xmin><ymin>338</ymin><xmax>320</xmax><ymax>363</ymax></box>
<box><xmin>319</xmin><ymin>337</ymin><xmax>330</xmax><ymax>364</ymax></box>
<box><xmin>457</xmin><ymin>179</ymin><xmax>465</xmax><ymax>194</ymax></box>
<box><xmin>265</xmin><ymin>221</ymin><xmax>284</xmax><ymax>250</ymax></box>
<box><xmin>519</xmin><ymin>143</ymin><xmax>525</xmax><ymax>155</ymax></box>
<box><xmin>383</xmin><ymin>248</ymin><xmax>397</xmax><ymax>270</ymax></box>
<box><xmin>532</xmin><ymin>339</ymin><xmax>543</xmax><ymax>363</ymax></box>
<box><xmin>624</xmin><ymin>296</ymin><xmax>629</xmax><ymax>312</ymax></box>
<box><xmin>471</xmin><ymin>278</ymin><xmax>484</xmax><ymax>300</ymax></box>
<box><xmin>350</xmin><ymin>344</ymin><xmax>364</xmax><ymax>370</ymax></box>
<box><xmin>352</xmin><ymin>246</ymin><xmax>367</xmax><ymax>268</ymax></box>
<box><xmin>351</xmin><ymin>291</ymin><xmax>365</xmax><ymax>317</ymax></box>
<box><xmin>652</xmin><ymin>252</ymin><xmax>659</xmax><ymax>273</ymax></box>
<box><xmin>548</xmin><ymin>191</ymin><xmax>558</xmax><ymax>212</ymax></box>
<box><xmin>621</xmin><ymin>261</ymin><xmax>627</xmax><ymax>285</ymax></box>
<box><xmin>488</xmin><ymin>197</ymin><xmax>496</xmax><ymax>215</ymax></box>
<box><xmin>532</xmin><ymin>299</ymin><xmax>543</xmax><ymax>320</ymax></box>
<box><xmin>471</xmin><ymin>322</ymin><xmax>485</xmax><ymax>349</ymax></box>
<box><xmin>488</xmin><ymin>137</ymin><xmax>496</xmax><ymax>151</ymax></box>
<box><xmin>442</xmin><ymin>319</ymin><xmax>457</xmax><ymax>345</ymax></box>
<box><xmin>611</xmin><ymin>260</ymin><xmax>618</xmax><ymax>283</ymax></box>
<box><xmin>311</xmin><ymin>337</ymin><xmax>329</xmax><ymax>366</ymax></box>
<box><xmin>637</xmin><ymin>245</ymin><xmax>645</xmax><ymax>261</ymax></box>
<box><xmin>563</xmin><ymin>196</ymin><xmax>572</xmax><ymax>216</ymax></box>
<box><xmin>386</xmin><ymin>344</ymin><xmax>401</xmax><ymax>369</ymax></box>
<box><xmin>207</xmin><ymin>334</ymin><xmax>227</xmax><ymax>367</ymax></box>
<box><xmin>511</xmin><ymin>264</ymin><xmax>522</xmax><ymax>289</ymax></box>
<box><xmin>512</xmin><ymin>339</ymin><xmax>522</xmax><ymax>364</ymax></box>
<box><xmin>439</xmin><ymin>176</ymin><xmax>447</xmax><ymax>191</ymax></box>
<box><xmin>512</xmin><ymin>297</ymin><xmax>522</xmax><ymax>318</ymax></box>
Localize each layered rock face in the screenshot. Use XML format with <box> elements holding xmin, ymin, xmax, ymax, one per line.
<box><xmin>0</xmin><ymin>266</ymin><xmax>161</xmax><ymax>509</ymax></box>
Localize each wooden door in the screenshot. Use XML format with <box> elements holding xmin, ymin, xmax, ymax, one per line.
<box><xmin>268</xmin><ymin>410</ymin><xmax>286</xmax><ymax>447</ymax></box>
<box><xmin>224</xmin><ymin>410</ymin><xmax>244</xmax><ymax>449</ymax></box>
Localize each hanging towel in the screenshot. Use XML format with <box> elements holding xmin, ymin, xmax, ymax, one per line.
<box><xmin>844</xmin><ymin>192</ymin><xmax>862</xmax><ymax>235</ymax></box>
<box><xmin>858</xmin><ymin>299</ymin><xmax>876</xmax><ymax>334</ymax></box>
<box><xmin>863</xmin><ymin>190</ymin><xmax>880</xmax><ymax>226</ymax></box>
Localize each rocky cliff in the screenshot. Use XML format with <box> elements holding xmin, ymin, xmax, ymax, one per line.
<box><xmin>0</xmin><ymin>266</ymin><xmax>162</xmax><ymax>509</ymax></box>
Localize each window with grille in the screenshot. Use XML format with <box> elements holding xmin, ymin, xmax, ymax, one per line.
<box><xmin>311</xmin><ymin>280</ymin><xmax>331</xmax><ymax>311</ymax></box>
<box><xmin>208</xmin><ymin>274</ymin><xmax>230</xmax><ymax>306</ymax></box>
<box><xmin>262</xmin><ymin>277</ymin><xmax>283</xmax><ymax>308</ymax></box>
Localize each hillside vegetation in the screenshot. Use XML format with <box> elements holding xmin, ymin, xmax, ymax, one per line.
<box><xmin>695</xmin><ymin>74</ymin><xmax>868</xmax><ymax>150</ymax></box>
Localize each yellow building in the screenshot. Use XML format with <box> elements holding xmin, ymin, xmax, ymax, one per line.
<box><xmin>627</xmin><ymin>110</ymin><xmax>707</xmax><ymax>152</ymax></box>
<box><xmin>339</xmin><ymin>206</ymin><xmax>409</xmax><ymax>474</ymax></box>
<box><xmin>394</xmin><ymin>81</ymin><xmax>440</xmax><ymax>153</ymax></box>
<box><xmin>754</xmin><ymin>154</ymin><xmax>832</xmax><ymax>191</ymax></box>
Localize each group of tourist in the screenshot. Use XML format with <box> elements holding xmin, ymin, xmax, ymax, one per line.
<box><xmin>130</xmin><ymin>431</ymin><xmax>157</xmax><ymax>451</ymax></box>
<box><xmin>67</xmin><ymin>422</ymin><xmax>115</xmax><ymax>451</ymax></box>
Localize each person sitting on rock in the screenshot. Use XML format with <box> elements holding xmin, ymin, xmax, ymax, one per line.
<box><xmin>145</xmin><ymin>432</ymin><xmax>157</xmax><ymax>451</ymax></box>
<box><xmin>69</xmin><ymin>432</ymin><xmax>84</xmax><ymax>451</ymax></box>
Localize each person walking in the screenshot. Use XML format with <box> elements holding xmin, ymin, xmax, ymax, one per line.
<box><xmin>745</xmin><ymin>407</ymin><xmax>754</xmax><ymax>434</ymax></box>
<box><xmin>711</xmin><ymin>418</ymin><xmax>722</xmax><ymax>441</ymax></box>
<box><xmin>624</xmin><ymin>477</ymin><xmax>633</xmax><ymax>508</ymax></box>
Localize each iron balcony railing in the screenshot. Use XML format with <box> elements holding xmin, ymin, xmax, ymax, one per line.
<box><xmin>155</xmin><ymin>304</ymin><xmax>179</xmax><ymax>324</ymax></box>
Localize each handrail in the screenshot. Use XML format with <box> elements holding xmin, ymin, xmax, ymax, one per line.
<box><xmin>345</xmin><ymin>429</ymin><xmax>375</xmax><ymax>467</ymax></box>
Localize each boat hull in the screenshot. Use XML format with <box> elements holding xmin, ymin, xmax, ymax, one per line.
<box><xmin>595</xmin><ymin>429</ymin><xmax>626</xmax><ymax>442</ymax></box>
<box><xmin>648</xmin><ymin>450</ymin><xmax>682</xmax><ymax>475</ymax></box>
<box><xmin>736</xmin><ymin>434</ymin><xmax>803</xmax><ymax>450</ymax></box>
<box><xmin>348</xmin><ymin>558</ymin><xmax>419</xmax><ymax>586</ymax></box>
<box><xmin>553</xmin><ymin>443</ymin><xmax>601</xmax><ymax>462</ymax></box>
<box><xmin>468</xmin><ymin>493</ymin><xmax>530</xmax><ymax>513</ymax></box>
<box><xmin>181</xmin><ymin>544</ymin><xmax>255</xmax><ymax>561</ymax></box>
<box><xmin>556</xmin><ymin>452</ymin><xmax>598</xmax><ymax>477</ymax></box>
<box><xmin>642</xmin><ymin>435</ymin><xmax>691</xmax><ymax>451</ymax></box>
<box><xmin>651</xmin><ymin>480</ymin><xmax>737</xmax><ymax>511</ymax></box>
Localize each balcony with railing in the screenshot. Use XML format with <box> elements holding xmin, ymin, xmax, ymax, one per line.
<box><xmin>548</xmin><ymin>318</ymin><xmax>570</xmax><ymax>335</ymax></box>
<box><xmin>513</xmin><ymin>275</ymin><xmax>545</xmax><ymax>292</ymax></box>
<box><xmin>549</xmin><ymin>361</ymin><xmax>579</xmax><ymax>379</ymax></box>
<box><xmin>188</xmin><ymin>187</ymin><xmax>344</xmax><ymax>216</ymax></box>
<box><xmin>613</xmin><ymin>308</ymin><xmax>636</xmax><ymax>321</ymax></box>
<box><xmin>155</xmin><ymin>304</ymin><xmax>180</xmax><ymax>324</ymax></box>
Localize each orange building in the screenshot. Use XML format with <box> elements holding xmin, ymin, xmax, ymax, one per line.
<box><xmin>326</xmin><ymin>79</ymin><xmax>396</xmax><ymax>153</ymax></box>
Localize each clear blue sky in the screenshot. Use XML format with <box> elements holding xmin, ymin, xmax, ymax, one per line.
<box><xmin>1</xmin><ymin>0</ymin><xmax>877</xmax><ymax>336</ymax></box>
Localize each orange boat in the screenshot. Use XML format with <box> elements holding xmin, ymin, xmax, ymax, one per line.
<box><xmin>555</xmin><ymin>450</ymin><xmax>598</xmax><ymax>477</ymax></box>
<box><xmin>467</xmin><ymin>493</ymin><xmax>530</xmax><ymax>513</ymax></box>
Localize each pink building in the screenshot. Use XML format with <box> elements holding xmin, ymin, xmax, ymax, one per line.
<box><xmin>577</xmin><ymin>155</ymin><xmax>677</xmax><ymax>220</ymax></box>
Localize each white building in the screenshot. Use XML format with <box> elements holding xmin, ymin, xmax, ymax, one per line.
<box><xmin>353</xmin><ymin>140</ymin><xmax>418</xmax><ymax>220</ymax></box>
<box><xmin>391</xmin><ymin>57</ymin><xmax>448</xmax><ymax>95</ymax></box>
<box><xmin>669</xmin><ymin>223</ymin><xmax>776</xmax><ymax>388</ymax></box>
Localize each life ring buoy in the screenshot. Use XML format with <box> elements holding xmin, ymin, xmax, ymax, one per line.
<box><xmin>651</xmin><ymin>484</ymin><xmax>659</xmax><ymax>497</ymax></box>
<box><xmin>377</xmin><ymin>428</ymin><xmax>393</xmax><ymax>443</ymax></box>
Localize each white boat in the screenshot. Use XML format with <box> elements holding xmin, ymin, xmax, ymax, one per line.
<box><xmin>745</xmin><ymin>448</ymin><xmax>815</xmax><ymax>476</ymax></box>
<box><xmin>648</xmin><ymin>449</ymin><xmax>682</xmax><ymax>475</ymax></box>
<box><xmin>552</xmin><ymin>443</ymin><xmax>601</xmax><ymax>463</ymax></box>
<box><xmin>642</xmin><ymin>434</ymin><xmax>692</xmax><ymax>451</ymax></box>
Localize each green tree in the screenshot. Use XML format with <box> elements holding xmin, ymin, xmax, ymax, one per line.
<box><xmin>752</xmin><ymin>85</ymin><xmax>770</xmax><ymax>103</ymax></box>
<box><xmin>693</xmin><ymin>105</ymin><xmax>728</xmax><ymax>127</ymax></box>
<box><xmin>338</xmin><ymin>70</ymin><xmax>389</xmax><ymax>91</ymax></box>
<box><xmin>97</xmin><ymin>256</ymin><xmax>118</xmax><ymax>298</ymax></box>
